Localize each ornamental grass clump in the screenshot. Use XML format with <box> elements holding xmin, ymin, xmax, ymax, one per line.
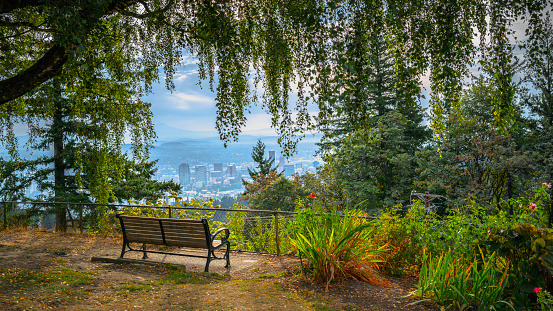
<box><xmin>415</xmin><ymin>249</ymin><xmax>512</xmax><ymax>311</ymax></box>
<box><xmin>288</xmin><ymin>202</ymin><xmax>387</xmax><ymax>291</ymax></box>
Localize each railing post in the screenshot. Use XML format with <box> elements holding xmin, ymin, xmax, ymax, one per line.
<box><xmin>3</xmin><ymin>202</ymin><xmax>6</xmax><ymax>230</ymax></box>
<box><xmin>274</xmin><ymin>212</ymin><xmax>280</xmax><ymax>255</ymax></box>
<box><xmin>168</xmin><ymin>206</ymin><xmax>172</xmax><ymax>219</ymax></box>
<box><xmin>79</xmin><ymin>204</ymin><xmax>83</xmax><ymax>233</ymax></box>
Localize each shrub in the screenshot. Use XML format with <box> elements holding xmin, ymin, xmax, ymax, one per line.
<box><xmin>226</xmin><ymin>203</ymin><xmax>294</xmax><ymax>253</ymax></box>
<box><xmin>485</xmin><ymin>224</ymin><xmax>553</xmax><ymax>295</ymax></box>
<box><xmin>537</xmin><ymin>288</ymin><xmax>553</xmax><ymax>311</ymax></box>
<box><xmin>415</xmin><ymin>249</ymin><xmax>512</xmax><ymax>310</ymax></box>
<box><xmin>372</xmin><ymin>202</ymin><xmax>441</xmax><ymax>275</ymax></box>
<box><xmin>287</xmin><ymin>201</ymin><xmax>386</xmax><ymax>290</ymax></box>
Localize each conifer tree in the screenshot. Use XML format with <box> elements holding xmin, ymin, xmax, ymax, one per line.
<box><xmin>242</xmin><ymin>139</ymin><xmax>281</xmax><ymax>200</ymax></box>
<box><xmin>247</xmin><ymin>140</ymin><xmax>280</xmax><ymax>178</ymax></box>
<box><xmin>317</xmin><ymin>9</ymin><xmax>429</xmax><ymax>154</ymax></box>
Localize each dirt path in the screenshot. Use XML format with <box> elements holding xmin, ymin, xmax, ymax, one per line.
<box><xmin>0</xmin><ymin>229</ymin><xmax>437</xmax><ymax>311</ymax></box>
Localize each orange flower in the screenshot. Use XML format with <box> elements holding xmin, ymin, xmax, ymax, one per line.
<box><xmin>310</xmin><ymin>192</ymin><xmax>316</xmax><ymax>198</ymax></box>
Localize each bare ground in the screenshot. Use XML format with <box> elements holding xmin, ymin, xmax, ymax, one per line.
<box><xmin>0</xmin><ymin>229</ymin><xmax>438</xmax><ymax>311</ymax></box>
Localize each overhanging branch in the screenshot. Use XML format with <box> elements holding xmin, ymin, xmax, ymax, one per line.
<box><xmin>0</xmin><ymin>44</ymin><xmax>69</xmax><ymax>106</ymax></box>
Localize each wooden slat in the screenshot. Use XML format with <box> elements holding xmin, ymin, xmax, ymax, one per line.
<box><xmin>162</xmin><ymin>226</ymin><xmax>205</xmax><ymax>235</ymax></box>
<box><xmin>165</xmin><ymin>239</ymin><xmax>208</xmax><ymax>248</ymax></box>
<box><xmin>120</xmin><ymin>215</ymin><xmax>202</xmax><ymax>224</ymax></box>
<box><xmin>127</xmin><ymin>236</ymin><xmax>164</xmax><ymax>245</ymax></box>
<box><xmin>163</xmin><ymin>232</ymin><xmax>206</xmax><ymax>241</ymax></box>
<box><xmin>119</xmin><ymin>215</ymin><xmax>218</xmax><ymax>249</ymax></box>
<box><xmin>160</xmin><ymin>218</ymin><xmax>203</xmax><ymax>225</ymax></box>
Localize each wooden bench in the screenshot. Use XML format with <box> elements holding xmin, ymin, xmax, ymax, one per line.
<box><xmin>116</xmin><ymin>214</ymin><xmax>231</xmax><ymax>272</ymax></box>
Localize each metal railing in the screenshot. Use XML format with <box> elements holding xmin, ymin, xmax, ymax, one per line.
<box><xmin>1</xmin><ymin>200</ymin><xmax>381</xmax><ymax>255</ymax></box>
<box><xmin>1</xmin><ymin>201</ymin><xmax>300</xmax><ymax>255</ymax></box>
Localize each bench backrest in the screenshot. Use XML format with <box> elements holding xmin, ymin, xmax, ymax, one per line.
<box><xmin>117</xmin><ymin>215</ymin><xmax>211</xmax><ymax>249</ymax></box>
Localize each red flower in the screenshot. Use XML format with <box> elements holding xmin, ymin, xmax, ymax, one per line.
<box><xmin>310</xmin><ymin>192</ymin><xmax>316</xmax><ymax>198</ymax></box>
<box><xmin>535</xmin><ymin>287</ymin><xmax>542</xmax><ymax>293</ymax></box>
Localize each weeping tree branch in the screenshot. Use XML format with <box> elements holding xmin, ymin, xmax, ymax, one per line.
<box><xmin>120</xmin><ymin>0</ymin><xmax>174</xmax><ymax>18</ymax></box>
<box><xmin>0</xmin><ymin>44</ymin><xmax>70</xmax><ymax>105</ymax></box>
<box><xmin>0</xmin><ymin>0</ymin><xmax>144</xmax><ymax>107</ymax></box>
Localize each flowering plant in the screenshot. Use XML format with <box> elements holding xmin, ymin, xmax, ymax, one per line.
<box><xmin>537</xmin><ymin>288</ymin><xmax>553</xmax><ymax>311</ymax></box>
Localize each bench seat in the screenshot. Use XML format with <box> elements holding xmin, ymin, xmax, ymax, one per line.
<box><xmin>116</xmin><ymin>214</ymin><xmax>230</xmax><ymax>272</ymax></box>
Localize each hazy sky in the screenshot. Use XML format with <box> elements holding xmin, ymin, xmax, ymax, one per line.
<box><xmin>144</xmin><ymin>56</ymin><xmax>287</xmax><ymax>140</ymax></box>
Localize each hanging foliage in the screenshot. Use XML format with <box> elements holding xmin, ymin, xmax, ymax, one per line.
<box><xmin>1</xmin><ymin>0</ymin><xmax>552</xmax><ymax>155</ymax></box>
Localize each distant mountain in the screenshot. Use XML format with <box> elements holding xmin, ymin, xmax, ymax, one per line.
<box><xmin>155</xmin><ymin>122</ymin><xmax>321</xmax><ymax>146</ymax></box>
<box><xmin>150</xmin><ymin>132</ymin><xmax>322</xmax><ymax>167</ymax></box>
<box><xmin>2</xmin><ymin>122</ymin><xmax>321</xmax><ymax>167</ymax></box>
<box><xmin>154</xmin><ymin>122</ymin><xmax>216</xmax><ymax>143</ymax></box>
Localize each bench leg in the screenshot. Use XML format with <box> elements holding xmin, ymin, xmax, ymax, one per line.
<box><xmin>224</xmin><ymin>243</ymin><xmax>231</xmax><ymax>268</ymax></box>
<box><xmin>120</xmin><ymin>241</ymin><xmax>127</xmax><ymax>258</ymax></box>
<box><xmin>141</xmin><ymin>243</ymin><xmax>148</xmax><ymax>259</ymax></box>
<box><xmin>204</xmin><ymin>250</ymin><xmax>211</xmax><ymax>273</ymax></box>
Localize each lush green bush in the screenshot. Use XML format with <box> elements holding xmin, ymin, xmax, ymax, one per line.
<box><xmin>372</xmin><ymin>183</ymin><xmax>551</xmax><ymax>277</ymax></box>
<box><xmin>537</xmin><ymin>288</ymin><xmax>553</xmax><ymax>311</ymax></box>
<box><xmin>486</xmin><ymin>224</ymin><xmax>553</xmax><ymax>300</ymax></box>
<box><xmin>372</xmin><ymin>201</ymin><xmax>442</xmax><ymax>275</ymax></box>
<box><xmin>226</xmin><ymin>202</ymin><xmax>294</xmax><ymax>253</ymax></box>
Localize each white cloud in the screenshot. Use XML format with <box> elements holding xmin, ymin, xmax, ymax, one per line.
<box><xmin>180</xmin><ymin>55</ymin><xmax>199</xmax><ymax>66</ymax></box>
<box><xmin>174</xmin><ymin>69</ymin><xmax>199</xmax><ymax>82</ymax></box>
<box><xmin>164</xmin><ymin>118</ymin><xmax>217</xmax><ymax>132</ymax></box>
<box><xmin>168</xmin><ymin>92</ymin><xmax>214</xmax><ymax>110</ymax></box>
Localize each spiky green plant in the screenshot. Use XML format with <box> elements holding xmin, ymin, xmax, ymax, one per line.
<box><xmin>415</xmin><ymin>249</ymin><xmax>513</xmax><ymax>310</ymax></box>
<box><xmin>289</xmin><ymin>203</ymin><xmax>386</xmax><ymax>290</ymax></box>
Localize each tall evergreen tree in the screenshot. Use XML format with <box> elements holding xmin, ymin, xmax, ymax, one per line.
<box><xmin>416</xmin><ymin>78</ymin><xmax>533</xmax><ymax>208</ymax></box>
<box><xmin>327</xmin><ymin>111</ymin><xmax>420</xmax><ymax>210</ymax></box>
<box><xmin>317</xmin><ymin>8</ymin><xmax>429</xmax><ymax>154</ymax></box>
<box><xmin>111</xmin><ymin>159</ymin><xmax>181</xmax><ymax>204</ymax></box>
<box><xmin>246</xmin><ymin>140</ymin><xmax>280</xmax><ymax>179</ymax></box>
<box><xmin>242</xmin><ymin>139</ymin><xmax>281</xmax><ymax>200</ymax></box>
<box><xmin>523</xmin><ymin>12</ymin><xmax>553</xmax><ymax>186</ymax></box>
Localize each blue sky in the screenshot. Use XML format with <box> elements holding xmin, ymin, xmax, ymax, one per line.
<box><xmin>144</xmin><ymin>55</ymin><xmax>288</xmax><ymax>142</ymax></box>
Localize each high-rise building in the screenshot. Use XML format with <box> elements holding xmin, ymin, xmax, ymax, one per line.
<box><xmin>214</xmin><ymin>163</ymin><xmax>223</xmax><ymax>172</ymax></box>
<box><xmin>179</xmin><ymin>163</ymin><xmax>190</xmax><ymax>186</ymax></box>
<box><xmin>210</xmin><ymin>170</ymin><xmax>223</xmax><ymax>180</ymax></box>
<box><xmin>279</xmin><ymin>156</ymin><xmax>285</xmax><ymax>172</ymax></box>
<box><xmin>269</xmin><ymin>150</ymin><xmax>276</xmax><ymax>162</ymax></box>
<box><xmin>283</xmin><ymin>164</ymin><xmax>295</xmax><ymax>177</ymax></box>
<box><xmin>226</xmin><ymin>164</ymin><xmax>237</xmax><ymax>178</ymax></box>
<box><xmin>212</xmin><ymin>163</ymin><xmax>223</xmax><ymax>182</ymax></box>
<box><xmin>195</xmin><ymin>165</ymin><xmax>208</xmax><ymax>183</ymax></box>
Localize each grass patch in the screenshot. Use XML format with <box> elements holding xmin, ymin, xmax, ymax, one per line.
<box><xmin>118</xmin><ymin>283</ymin><xmax>152</xmax><ymax>294</ymax></box>
<box><xmin>157</xmin><ymin>269</ymin><xmax>206</xmax><ymax>285</ymax></box>
<box><xmin>257</xmin><ymin>270</ymin><xmax>288</xmax><ymax>279</ymax></box>
<box><xmin>0</xmin><ymin>268</ymin><xmax>96</xmax><ymax>290</ymax></box>
<box><xmin>47</xmin><ymin>258</ymin><xmax>68</xmax><ymax>263</ymax></box>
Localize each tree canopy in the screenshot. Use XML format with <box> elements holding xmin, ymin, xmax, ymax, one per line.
<box><xmin>2</xmin><ymin>0</ymin><xmax>552</xmax><ymax>153</ymax></box>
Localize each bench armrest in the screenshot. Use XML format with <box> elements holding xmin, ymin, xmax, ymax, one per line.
<box><xmin>212</xmin><ymin>228</ymin><xmax>230</xmax><ymax>242</ymax></box>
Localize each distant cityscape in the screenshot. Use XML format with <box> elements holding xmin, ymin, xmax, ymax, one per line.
<box><xmin>16</xmin><ymin>135</ymin><xmax>324</xmax><ymax>202</ymax></box>
<box><xmin>154</xmin><ymin>149</ymin><xmax>322</xmax><ymax>201</ymax></box>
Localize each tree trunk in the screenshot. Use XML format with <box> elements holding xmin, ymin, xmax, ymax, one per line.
<box><xmin>53</xmin><ymin>80</ymin><xmax>67</xmax><ymax>232</ymax></box>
